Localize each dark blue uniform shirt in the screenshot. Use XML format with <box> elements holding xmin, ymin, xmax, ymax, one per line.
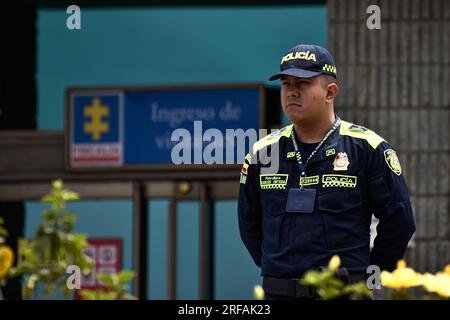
<box><xmin>238</xmin><ymin>117</ymin><xmax>416</xmax><ymax>278</ymax></box>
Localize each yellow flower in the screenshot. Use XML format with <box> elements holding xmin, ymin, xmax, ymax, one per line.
<box><xmin>423</xmin><ymin>268</ymin><xmax>450</xmax><ymax>298</ymax></box>
<box><xmin>444</xmin><ymin>265</ymin><xmax>450</xmax><ymax>276</ymax></box>
<box><xmin>0</xmin><ymin>245</ymin><xmax>14</xmax><ymax>278</ymax></box>
<box><xmin>253</xmin><ymin>285</ymin><xmax>265</xmax><ymax>300</ymax></box>
<box><xmin>380</xmin><ymin>260</ymin><xmax>423</xmax><ymax>289</ymax></box>
<box><xmin>328</xmin><ymin>255</ymin><xmax>341</xmax><ymax>271</ymax></box>
<box><xmin>397</xmin><ymin>260</ymin><xmax>406</xmax><ymax>269</ymax></box>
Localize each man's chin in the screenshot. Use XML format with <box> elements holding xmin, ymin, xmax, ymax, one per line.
<box><xmin>286</xmin><ymin>114</ymin><xmax>305</xmax><ymax>124</ymax></box>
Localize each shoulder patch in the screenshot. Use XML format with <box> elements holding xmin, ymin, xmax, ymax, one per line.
<box><xmin>384</xmin><ymin>149</ymin><xmax>402</xmax><ymax>175</ymax></box>
<box><xmin>339</xmin><ymin>120</ymin><xmax>385</xmax><ymax>149</ymax></box>
<box><xmin>252</xmin><ymin>125</ymin><xmax>293</xmax><ymax>155</ymax></box>
<box><xmin>240</xmin><ymin>153</ymin><xmax>252</xmax><ymax>184</ymax></box>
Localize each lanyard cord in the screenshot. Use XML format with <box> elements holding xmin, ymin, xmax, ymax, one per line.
<box><xmin>291</xmin><ymin>118</ymin><xmax>341</xmax><ymax>188</ymax></box>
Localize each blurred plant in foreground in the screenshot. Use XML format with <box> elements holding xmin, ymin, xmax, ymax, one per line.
<box><xmin>254</xmin><ymin>257</ymin><xmax>450</xmax><ymax>300</ymax></box>
<box><xmin>9</xmin><ymin>179</ymin><xmax>93</xmax><ymax>299</ymax></box>
<box><xmin>0</xmin><ymin>217</ymin><xmax>14</xmax><ymax>286</ymax></box>
<box><xmin>300</xmin><ymin>255</ymin><xmax>371</xmax><ymax>300</ymax></box>
<box><xmin>380</xmin><ymin>260</ymin><xmax>423</xmax><ymax>299</ymax></box>
<box><xmin>381</xmin><ymin>260</ymin><xmax>450</xmax><ymax>299</ymax></box>
<box><xmin>422</xmin><ymin>266</ymin><xmax>450</xmax><ymax>299</ymax></box>
<box><xmin>79</xmin><ymin>271</ymin><xmax>137</xmax><ymax>300</ymax></box>
<box><xmin>253</xmin><ymin>284</ymin><xmax>265</xmax><ymax>300</ymax></box>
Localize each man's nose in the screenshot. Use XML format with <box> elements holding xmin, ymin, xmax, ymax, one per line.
<box><xmin>286</xmin><ymin>86</ymin><xmax>300</xmax><ymax>98</ymax></box>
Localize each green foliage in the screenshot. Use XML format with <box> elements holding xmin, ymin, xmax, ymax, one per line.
<box><xmin>386</xmin><ymin>288</ymin><xmax>413</xmax><ymax>300</ymax></box>
<box><xmin>79</xmin><ymin>271</ymin><xmax>137</xmax><ymax>300</ymax></box>
<box><xmin>301</xmin><ymin>268</ymin><xmax>372</xmax><ymax>300</ymax></box>
<box><xmin>0</xmin><ymin>217</ymin><xmax>13</xmax><ymax>287</ymax></box>
<box><xmin>9</xmin><ymin>179</ymin><xmax>93</xmax><ymax>299</ymax></box>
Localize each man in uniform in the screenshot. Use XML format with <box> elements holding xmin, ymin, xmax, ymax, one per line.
<box><xmin>238</xmin><ymin>44</ymin><xmax>416</xmax><ymax>300</ymax></box>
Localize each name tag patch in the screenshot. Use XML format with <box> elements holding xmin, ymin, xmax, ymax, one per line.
<box><xmin>300</xmin><ymin>175</ymin><xmax>319</xmax><ymax>186</ymax></box>
<box><xmin>260</xmin><ymin>174</ymin><xmax>289</xmax><ymax>190</ymax></box>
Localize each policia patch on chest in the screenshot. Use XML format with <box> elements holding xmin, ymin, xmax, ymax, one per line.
<box><xmin>260</xmin><ymin>174</ymin><xmax>289</xmax><ymax>189</ymax></box>
<box><xmin>322</xmin><ymin>174</ymin><xmax>357</xmax><ymax>188</ymax></box>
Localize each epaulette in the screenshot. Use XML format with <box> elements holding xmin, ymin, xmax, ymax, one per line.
<box><xmin>252</xmin><ymin>125</ymin><xmax>293</xmax><ymax>155</ymax></box>
<box><xmin>339</xmin><ymin>120</ymin><xmax>385</xmax><ymax>149</ymax></box>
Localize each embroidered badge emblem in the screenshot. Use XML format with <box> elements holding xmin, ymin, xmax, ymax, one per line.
<box><xmin>333</xmin><ymin>152</ymin><xmax>350</xmax><ymax>171</ymax></box>
<box><xmin>384</xmin><ymin>149</ymin><xmax>402</xmax><ymax>176</ymax></box>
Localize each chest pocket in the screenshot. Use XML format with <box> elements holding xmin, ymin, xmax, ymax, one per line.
<box><xmin>318</xmin><ymin>189</ymin><xmax>366</xmax><ymax>250</ymax></box>
<box><xmin>259</xmin><ymin>174</ymin><xmax>289</xmax><ymax>216</ymax></box>
<box><xmin>260</xmin><ymin>189</ymin><xmax>289</xmax><ymax>250</ymax></box>
<box><xmin>260</xmin><ymin>189</ymin><xmax>288</xmax><ymax>217</ymax></box>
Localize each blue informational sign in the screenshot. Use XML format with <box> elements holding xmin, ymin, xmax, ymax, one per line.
<box><xmin>67</xmin><ymin>85</ymin><xmax>263</xmax><ymax>169</ymax></box>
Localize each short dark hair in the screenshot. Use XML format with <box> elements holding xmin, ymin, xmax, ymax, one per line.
<box><xmin>320</xmin><ymin>75</ymin><xmax>337</xmax><ymax>87</ymax></box>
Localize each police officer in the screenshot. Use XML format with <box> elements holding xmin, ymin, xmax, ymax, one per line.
<box><xmin>238</xmin><ymin>44</ymin><xmax>416</xmax><ymax>300</ymax></box>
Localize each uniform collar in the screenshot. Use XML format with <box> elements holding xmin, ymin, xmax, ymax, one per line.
<box><xmin>286</xmin><ymin>115</ymin><xmax>341</xmax><ymax>164</ymax></box>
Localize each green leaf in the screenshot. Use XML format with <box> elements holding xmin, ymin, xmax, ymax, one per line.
<box><xmin>61</xmin><ymin>212</ymin><xmax>77</xmax><ymax>224</ymax></box>
<box><xmin>72</xmin><ymin>234</ymin><xmax>88</xmax><ymax>248</ymax></box>
<box><xmin>96</xmin><ymin>273</ymin><xmax>117</xmax><ymax>286</ymax></box>
<box><xmin>100</xmin><ymin>291</ymin><xmax>118</xmax><ymax>300</ymax></box>
<box><xmin>76</xmin><ymin>251</ymin><xmax>94</xmax><ymax>270</ymax></box>
<box><xmin>117</xmin><ymin>271</ymin><xmax>135</xmax><ymax>284</ymax></box>
<box><xmin>328</xmin><ymin>277</ymin><xmax>345</xmax><ymax>288</ymax></box>
<box><xmin>343</xmin><ymin>282</ymin><xmax>372</xmax><ymax>300</ymax></box>
<box><xmin>81</xmin><ymin>289</ymin><xmax>118</xmax><ymax>300</ymax></box>
<box><xmin>41</xmin><ymin>195</ymin><xmax>57</xmax><ymax>203</ymax></box>
<box><xmin>0</xmin><ymin>226</ymin><xmax>9</xmax><ymax>237</ymax></box>
<box><xmin>300</xmin><ymin>271</ymin><xmax>322</xmax><ymax>286</ymax></box>
<box><xmin>79</xmin><ymin>290</ymin><xmax>97</xmax><ymax>300</ymax></box>
<box><xmin>63</xmin><ymin>211</ymin><xmax>77</xmax><ymax>219</ymax></box>
<box><xmin>321</xmin><ymin>287</ymin><xmax>342</xmax><ymax>300</ymax></box>
<box><xmin>42</xmin><ymin>210</ymin><xmax>56</xmax><ymax>220</ymax></box>
<box><xmin>61</xmin><ymin>190</ymin><xmax>80</xmax><ymax>201</ymax></box>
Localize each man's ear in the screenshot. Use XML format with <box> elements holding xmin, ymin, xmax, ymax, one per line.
<box><xmin>326</xmin><ymin>83</ymin><xmax>339</xmax><ymax>102</ymax></box>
